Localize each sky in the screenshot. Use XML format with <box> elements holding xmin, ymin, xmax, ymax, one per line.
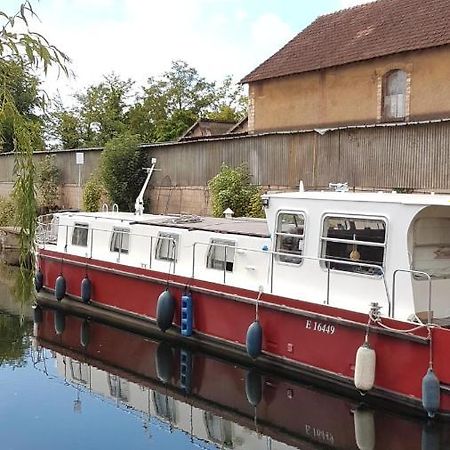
<box><xmin>3</xmin><ymin>0</ymin><xmax>374</xmax><ymax>100</ymax></box>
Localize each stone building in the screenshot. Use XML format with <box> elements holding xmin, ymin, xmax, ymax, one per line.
<box><xmin>242</xmin><ymin>0</ymin><xmax>450</xmax><ymax>132</ymax></box>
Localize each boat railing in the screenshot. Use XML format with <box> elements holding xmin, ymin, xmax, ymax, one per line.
<box><xmin>191</xmin><ymin>241</ymin><xmax>392</xmax><ymax>316</ymax></box>
<box><xmin>36</xmin><ymin>214</ymin><xmax>59</xmax><ymax>245</ymax></box>
<box><xmin>36</xmin><ymin>219</ymin><xmax>179</xmax><ymax>273</ymax></box>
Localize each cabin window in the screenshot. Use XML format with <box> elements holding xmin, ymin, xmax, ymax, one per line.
<box><xmin>155</xmin><ymin>232</ymin><xmax>179</xmax><ymax>261</ymax></box>
<box><xmin>275</xmin><ymin>212</ymin><xmax>305</xmax><ymax>264</ymax></box>
<box><xmin>206</xmin><ymin>239</ymin><xmax>236</xmax><ymax>272</ymax></box>
<box><xmin>320</xmin><ymin>216</ymin><xmax>386</xmax><ymax>275</ymax></box>
<box><xmin>110</xmin><ymin>227</ymin><xmax>130</xmax><ymax>254</ymax></box>
<box><xmin>412</xmin><ymin>217</ymin><xmax>450</xmax><ymax>279</ymax></box>
<box><xmin>71</xmin><ymin>223</ymin><xmax>88</xmax><ymax>247</ymax></box>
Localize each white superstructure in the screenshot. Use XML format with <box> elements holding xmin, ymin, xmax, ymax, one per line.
<box><xmin>38</xmin><ymin>189</ymin><xmax>450</xmax><ymax>322</ymax></box>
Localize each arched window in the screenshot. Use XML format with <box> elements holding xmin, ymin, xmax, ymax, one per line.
<box><xmin>383</xmin><ymin>69</ymin><xmax>407</xmax><ymax>121</ymax></box>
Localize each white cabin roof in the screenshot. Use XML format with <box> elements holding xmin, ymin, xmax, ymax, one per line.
<box><xmin>267</xmin><ymin>191</ymin><xmax>450</xmax><ymax>207</ymax></box>
<box><xmin>58</xmin><ymin>211</ymin><xmax>270</xmax><ymax>238</ymax></box>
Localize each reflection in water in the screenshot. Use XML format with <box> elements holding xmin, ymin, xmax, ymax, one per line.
<box><xmin>0</xmin><ymin>312</ymin><xmax>31</xmax><ymax>367</ymax></box>
<box><xmin>30</xmin><ymin>308</ymin><xmax>450</xmax><ymax>450</ymax></box>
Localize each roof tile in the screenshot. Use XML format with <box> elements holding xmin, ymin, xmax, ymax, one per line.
<box><xmin>242</xmin><ymin>0</ymin><xmax>450</xmax><ymax>83</ymax></box>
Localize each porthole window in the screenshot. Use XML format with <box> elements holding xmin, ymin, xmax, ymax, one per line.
<box><xmin>275</xmin><ymin>212</ymin><xmax>305</xmax><ymax>264</ymax></box>
<box><xmin>320</xmin><ymin>216</ymin><xmax>386</xmax><ymax>275</ymax></box>
<box><xmin>155</xmin><ymin>232</ymin><xmax>179</xmax><ymax>261</ymax></box>
<box><xmin>110</xmin><ymin>227</ymin><xmax>130</xmax><ymax>254</ymax></box>
<box><xmin>71</xmin><ymin>223</ymin><xmax>89</xmax><ymax>247</ymax></box>
<box><xmin>206</xmin><ymin>239</ymin><xmax>236</xmax><ymax>272</ymax></box>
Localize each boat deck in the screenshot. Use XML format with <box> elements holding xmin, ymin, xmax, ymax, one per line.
<box><xmin>130</xmin><ymin>215</ymin><xmax>270</xmax><ymax>238</ymax></box>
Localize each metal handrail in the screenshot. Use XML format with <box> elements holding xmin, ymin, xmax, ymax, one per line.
<box><xmin>392</xmin><ymin>269</ymin><xmax>432</xmax><ymax>323</ymax></box>
<box><xmin>37</xmin><ymin>220</ymin><xmax>177</xmax><ymax>273</ymax></box>
<box><xmin>191</xmin><ymin>241</ymin><xmax>391</xmax><ymax>314</ymax></box>
<box><xmin>40</xmin><ymin>216</ymin><xmax>447</xmax><ymax>319</ymax></box>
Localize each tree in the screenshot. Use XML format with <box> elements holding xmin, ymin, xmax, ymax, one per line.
<box><xmin>35</xmin><ymin>155</ymin><xmax>60</xmax><ymax>211</ymax></box>
<box><xmin>208</xmin><ymin>164</ymin><xmax>262</xmax><ymax>218</ymax></box>
<box><xmin>129</xmin><ymin>60</ymin><xmax>216</xmax><ymax>142</ymax></box>
<box><xmin>50</xmin><ymin>73</ymin><xmax>134</xmax><ymax>148</ymax></box>
<box><xmin>207</xmin><ymin>75</ymin><xmax>247</xmax><ymax>123</ymax></box>
<box><xmin>0</xmin><ymin>60</ymin><xmax>44</xmax><ymax>152</ymax></box>
<box><xmin>100</xmin><ymin>133</ymin><xmax>148</xmax><ymax>212</ymax></box>
<box><xmin>0</xmin><ymin>1</ymin><xmax>70</xmax><ymax>265</ymax></box>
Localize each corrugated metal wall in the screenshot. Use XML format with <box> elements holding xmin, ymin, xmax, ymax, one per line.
<box><xmin>0</xmin><ymin>121</ymin><xmax>449</xmax><ymax>191</ymax></box>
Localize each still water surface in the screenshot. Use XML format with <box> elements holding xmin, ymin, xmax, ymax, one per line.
<box><xmin>0</xmin><ymin>267</ymin><xmax>449</xmax><ymax>450</ymax></box>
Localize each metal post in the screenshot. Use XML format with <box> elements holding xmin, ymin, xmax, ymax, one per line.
<box><xmin>326</xmin><ymin>261</ymin><xmax>331</xmax><ymax>305</ymax></box>
<box><xmin>270</xmin><ymin>251</ymin><xmax>274</xmax><ymax>294</ymax></box>
<box><xmin>149</xmin><ymin>236</ymin><xmax>153</xmax><ymax>269</ymax></box>
<box><xmin>118</xmin><ymin>231</ymin><xmax>122</xmax><ymax>262</ymax></box>
<box><xmin>223</xmin><ymin>245</ymin><xmax>227</xmax><ymax>284</ymax></box>
<box><xmin>192</xmin><ymin>243</ymin><xmax>197</xmax><ymax>279</ymax></box>
<box><xmin>90</xmin><ymin>229</ymin><xmax>94</xmax><ymax>259</ymax></box>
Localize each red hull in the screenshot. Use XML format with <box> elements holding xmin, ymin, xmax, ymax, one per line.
<box><xmin>37</xmin><ymin>249</ymin><xmax>450</xmax><ymax>415</ymax></box>
<box><xmin>36</xmin><ymin>309</ymin><xmax>450</xmax><ymax>449</ymax></box>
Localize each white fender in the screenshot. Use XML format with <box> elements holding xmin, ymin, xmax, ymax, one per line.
<box><xmin>354</xmin><ymin>343</ymin><xmax>376</xmax><ymax>391</ymax></box>
<box><xmin>354</xmin><ymin>408</ymin><xmax>375</xmax><ymax>450</ymax></box>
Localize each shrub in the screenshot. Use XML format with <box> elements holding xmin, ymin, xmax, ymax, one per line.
<box><xmin>0</xmin><ymin>196</ymin><xmax>16</xmax><ymax>226</ymax></box>
<box><xmin>100</xmin><ymin>133</ymin><xmax>148</xmax><ymax>212</ymax></box>
<box><xmin>35</xmin><ymin>155</ymin><xmax>60</xmax><ymax>211</ymax></box>
<box><xmin>82</xmin><ymin>173</ymin><xmax>107</xmax><ymax>212</ymax></box>
<box><xmin>208</xmin><ymin>164</ymin><xmax>262</xmax><ymax>218</ymax></box>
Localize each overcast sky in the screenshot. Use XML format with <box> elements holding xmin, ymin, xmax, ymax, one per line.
<box><xmin>3</xmin><ymin>0</ymin><xmax>374</xmax><ymax>98</ymax></box>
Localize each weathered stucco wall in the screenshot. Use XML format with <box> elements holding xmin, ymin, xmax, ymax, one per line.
<box><xmin>249</xmin><ymin>46</ymin><xmax>450</xmax><ymax>132</ymax></box>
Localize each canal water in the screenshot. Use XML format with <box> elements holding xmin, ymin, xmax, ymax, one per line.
<box><xmin>0</xmin><ymin>267</ymin><xmax>449</xmax><ymax>450</ymax></box>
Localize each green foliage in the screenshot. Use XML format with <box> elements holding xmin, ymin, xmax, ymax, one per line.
<box><xmin>0</xmin><ymin>312</ymin><xmax>31</xmax><ymax>367</ymax></box>
<box><xmin>248</xmin><ymin>190</ymin><xmax>265</xmax><ymax>218</ymax></box>
<box><xmin>0</xmin><ymin>2</ymin><xmax>70</xmax><ymax>267</ymax></box>
<box><xmin>0</xmin><ymin>60</ymin><xmax>44</xmax><ymax>152</ymax></box>
<box><xmin>51</xmin><ymin>61</ymin><xmax>249</xmax><ymax>148</ymax></box>
<box><xmin>208</xmin><ymin>164</ymin><xmax>262</xmax><ymax>218</ymax></box>
<box><xmin>82</xmin><ymin>173</ymin><xmax>106</xmax><ymax>212</ymax></box>
<box><xmin>100</xmin><ymin>133</ymin><xmax>148</xmax><ymax>212</ymax></box>
<box><xmin>35</xmin><ymin>155</ymin><xmax>60</xmax><ymax>211</ymax></box>
<box><xmin>0</xmin><ymin>196</ymin><xmax>17</xmax><ymax>226</ymax></box>
<box><xmin>206</xmin><ymin>75</ymin><xmax>247</xmax><ymax>122</ymax></box>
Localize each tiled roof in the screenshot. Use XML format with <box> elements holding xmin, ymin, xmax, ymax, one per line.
<box><xmin>242</xmin><ymin>0</ymin><xmax>450</xmax><ymax>83</ymax></box>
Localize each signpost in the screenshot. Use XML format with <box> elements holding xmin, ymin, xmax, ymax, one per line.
<box><xmin>76</xmin><ymin>152</ymin><xmax>84</xmax><ymax>209</ymax></box>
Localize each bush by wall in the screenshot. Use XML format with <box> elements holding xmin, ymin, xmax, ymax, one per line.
<box><xmin>208</xmin><ymin>164</ymin><xmax>264</xmax><ymax>218</ymax></box>
<box><xmin>100</xmin><ymin>133</ymin><xmax>148</xmax><ymax>212</ymax></box>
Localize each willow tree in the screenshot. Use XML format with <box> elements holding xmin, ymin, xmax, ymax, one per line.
<box><xmin>0</xmin><ymin>2</ymin><xmax>70</xmax><ymax>267</ymax></box>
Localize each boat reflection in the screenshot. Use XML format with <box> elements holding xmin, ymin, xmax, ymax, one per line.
<box><xmin>33</xmin><ymin>307</ymin><xmax>450</xmax><ymax>450</ymax></box>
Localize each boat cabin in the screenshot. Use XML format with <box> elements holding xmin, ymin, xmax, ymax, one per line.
<box><xmin>38</xmin><ymin>190</ymin><xmax>450</xmax><ymax>323</ymax></box>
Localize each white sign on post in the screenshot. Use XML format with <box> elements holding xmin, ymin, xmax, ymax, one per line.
<box><xmin>76</xmin><ymin>152</ymin><xmax>84</xmax><ymax>165</ymax></box>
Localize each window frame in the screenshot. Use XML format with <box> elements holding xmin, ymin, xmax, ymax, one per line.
<box><xmin>155</xmin><ymin>232</ymin><xmax>179</xmax><ymax>262</ymax></box>
<box><xmin>274</xmin><ymin>210</ymin><xmax>307</xmax><ymax>266</ymax></box>
<box><xmin>206</xmin><ymin>238</ymin><xmax>236</xmax><ymax>272</ymax></box>
<box><xmin>109</xmin><ymin>226</ymin><xmax>130</xmax><ymax>254</ymax></box>
<box><xmin>71</xmin><ymin>223</ymin><xmax>89</xmax><ymax>247</ymax></box>
<box><xmin>382</xmin><ymin>69</ymin><xmax>407</xmax><ymax>122</ymax></box>
<box><xmin>320</xmin><ymin>213</ymin><xmax>388</xmax><ymax>277</ymax></box>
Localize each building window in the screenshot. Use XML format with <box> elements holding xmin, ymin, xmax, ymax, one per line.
<box><xmin>155</xmin><ymin>232</ymin><xmax>179</xmax><ymax>261</ymax></box>
<box><xmin>320</xmin><ymin>216</ymin><xmax>386</xmax><ymax>275</ymax></box>
<box><xmin>206</xmin><ymin>239</ymin><xmax>236</xmax><ymax>272</ymax></box>
<box><xmin>110</xmin><ymin>227</ymin><xmax>130</xmax><ymax>254</ymax></box>
<box><xmin>275</xmin><ymin>212</ymin><xmax>305</xmax><ymax>264</ymax></box>
<box><xmin>383</xmin><ymin>69</ymin><xmax>407</xmax><ymax>121</ymax></box>
<box><xmin>71</xmin><ymin>223</ymin><xmax>88</xmax><ymax>247</ymax></box>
